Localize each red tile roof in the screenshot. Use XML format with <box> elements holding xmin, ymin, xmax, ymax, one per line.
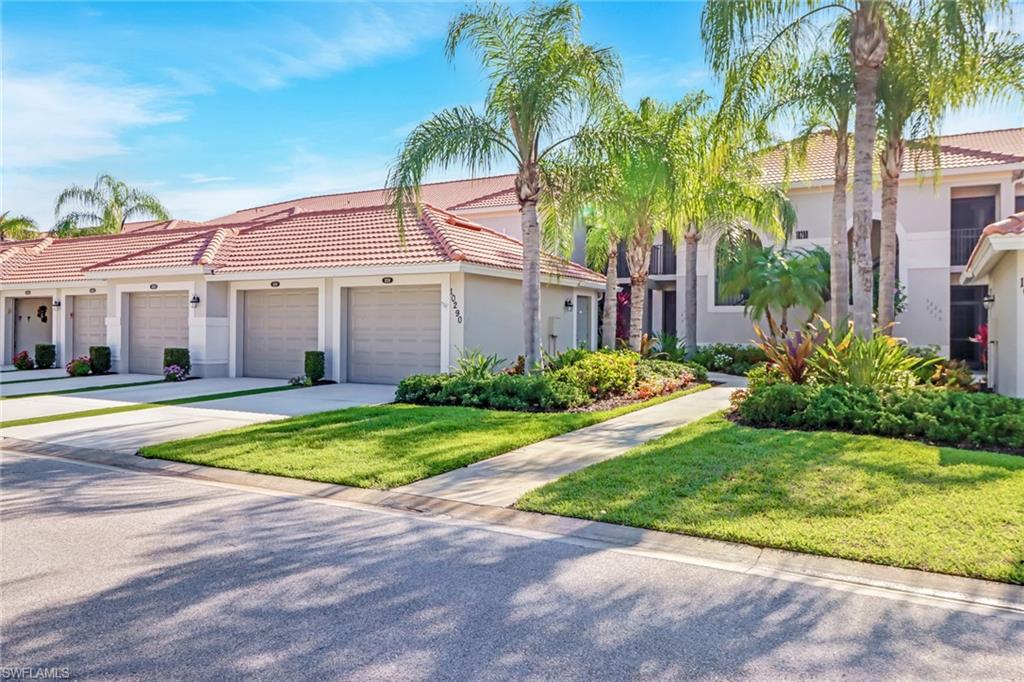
<box><xmin>120</xmin><ymin>219</ymin><xmax>202</xmax><ymax>233</ymax></box>
<box><xmin>1</xmin><ymin>204</ymin><xmax>602</xmax><ymax>285</ymax></box>
<box><xmin>204</xmin><ymin>174</ymin><xmax>519</xmax><ymax>225</ymax></box>
<box><xmin>963</xmin><ymin>211</ymin><xmax>1024</xmax><ymax>274</ymax></box>
<box><xmin>759</xmin><ymin>127</ymin><xmax>1024</xmax><ymax>185</ymax></box>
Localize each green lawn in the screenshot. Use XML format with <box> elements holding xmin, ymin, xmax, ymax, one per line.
<box><xmin>517</xmin><ymin>413</ymin><xmax>1024</xmax><ymax>584</ymax></box>
<box><xmin>140</xmin><ymin>385</ymin><xmax>710</xmax><ymax>489</ymax></box>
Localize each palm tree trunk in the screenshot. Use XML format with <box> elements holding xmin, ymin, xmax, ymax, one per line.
<box><xmin>628</xmin><ymin>273</ymin><xmax>648</xmax><ymax>351</ymax></box>
<box><xmin>602</xmin><ymin>239</ymin><xmax>618</xmax><ymax>349</ymax></box>
<box><xmin>520</xmin><ymin>199</ymin><xmax>543</xmax><ymax>370</ymax></box>
<box><xmin>683</xmin><ymin>227</ymin><xmax>699</xmax><ymax>355</ymax></box>
<box><xmin>830</xmin><ymin>129</ymin><xmax>850</xmax><ymax>327</ymax></box>
<box><xmin>878</xmin><ymin>136</ymin><xmax>902</xmax><ymax>330</ymax></box>
<box><xmin>625</xmin><ymin>229</ymin><xmax>652</xmax><ymax>352</ymax></box>
<box><xmin>850</xmin><ymin>0</ymin><xmax>887</xmax><ymax>337</ymax></box>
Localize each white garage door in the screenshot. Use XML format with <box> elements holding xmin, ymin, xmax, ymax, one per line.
<box><xmin>129</xmin><ymin>292</ymin><xmax>188</xmax><ymax>375</ymax></box>
<box><xmin>243</xmin><ymin>288</ymin><xmax>319</xmax><ymax>379</ymax></box>
<box><xmin>348</xmin><ymin>286</ymin><xmax>441</xmax><ymax>384</ymax></box>
<box><xmin>72</xmin><ymin>295</ymin><xmax>107</xmax><ymax>358</ymax></box>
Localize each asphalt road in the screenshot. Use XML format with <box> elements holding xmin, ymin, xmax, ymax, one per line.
<box><xmin>2</xmin><ymin>449</ymin><xmax>1022</xmax><ymax>680</ymax></box>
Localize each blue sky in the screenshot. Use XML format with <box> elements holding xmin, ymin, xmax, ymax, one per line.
<box><xmin>4</xmin><ymin>1</ymin><xmax>1022</xmax><ymax>227</ymax></box>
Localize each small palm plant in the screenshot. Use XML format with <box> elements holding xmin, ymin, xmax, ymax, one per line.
<box><xmin>55</xmin><ymin>173</ymin><xmax>170</xmax><ymax>236</ymax></box>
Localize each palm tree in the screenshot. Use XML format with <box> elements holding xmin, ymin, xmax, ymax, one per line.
<box><xmin>702</xmin><ymin>0</ymin><xmax>1014</xmax><ymax>336</ymax></box>
<box><xmin>55</xmin><ymin>173</ymin><xmax>170</xmax><ymax>236</ymax></box>
<box><xmin>0</xmin><ymin>212</ymin><xmax>39</xmax><ymax>241</ymax></box>
<box><xmin>582</xmin><ymin>209</ymin><xmax>627</xmax><ymax>349</ymax></box>
<box><xmin>767</xmin><ymin>34</ymin><xmax>855</xmax><ymax>327</ymax></box>
<box><xmin>720</xmin><ymin>242</ymin><xmax>831</xmax><ymax>332</ymax></box>
<box><xmin>388</xmin><ymin>1</ymin><xmax>620</xmax><ymax>370</ymax></box>
<box><xmin>676</xmin><ymin>116</ymin><xmax>796</xmax><ymax>355</ymax></box>
<box><xmin>875</xmin><ymin>5</ymin><xmax>1024</xmax><ymax>328</ymax></box>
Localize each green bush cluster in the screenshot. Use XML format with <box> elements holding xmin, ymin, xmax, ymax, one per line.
<box><xmin>735</xmin><ymin>382</ymin><xmax>1024</xmax><ymax>451</ymax></box>
<box><xmin>395</xmin><ymin>372</ymin><xmax>588</xmax><ymax>411</ymax></box>
<box><xmin>89</xmin><ymin>346</ymin><xmax>112</xmax><ymax>374</ymax></box>
<box><xmin>689</xmin><ymin>343</ymin><xmax>766</xmax><ymax>375</ymax></box>
<box><xmin>396</xmin><ymin>349</ymin><xmax>699</xmax><ymax>412</ymax></box>
<box><xmin>553</xmin><ymin>350</ymin><xmax>638</xmax><ymax>399</ymax></box>
<box><xmin>34</xmin><ymin>344</ymin><xmax>56</xmax><ymax>369</ymax></box>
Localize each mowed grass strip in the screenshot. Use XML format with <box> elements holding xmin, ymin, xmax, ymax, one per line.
<box><xmin>517</xmin><ymin>413</ymin><xmax>1024</xmax><ymax>584</ymax></box>
<box><xmin>1</xmin><ymin>379</ymin><xmax>165</xmax><ymax>400</ymax></box>
<box><xmin>0</xmin><ymin>385</ymin><xmax>300</xmax><ymax>428</ymax></box>
<box><xmin>140</xmin><ymin>384</ymin><xmax>711</xmax><ymax>489</ymax></box>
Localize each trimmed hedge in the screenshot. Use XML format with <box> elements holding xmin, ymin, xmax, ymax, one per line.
<box><xmin>735</xmin><ymin>383</ymin><xmax>1024</xmax><ymax>451</ymax></box>
<box><xmin>35</xmin><ymin>343</ymin><xmax>56</xmax><ymax>369</ymax></box>
<box><xmin>163</xmin><ymin>347</ymin><xmax>191</xmax><ymax>376</ymax></box>
<box><xmin>89</xmin><ymin>346</ymin><xmax>112</xmax><ymax>374</ymax></box>
<box><xmin>690</xmin><ymin>343</ymin><xmax>766</xmax><ymax>376</ymax></box>
<box><xmin>554</xmin><ymin>350</ymin><xmax>638</xmax><ymax>400</ymax></box>
<box><xmin>396</xmin><ymin>372</ymin><xmax>588</xmax><ymax>411</ymax></box>
<box><xmin>305</xmin><ymin>351</ymin><xmax>325</xmax><ymax>383</ymax></box>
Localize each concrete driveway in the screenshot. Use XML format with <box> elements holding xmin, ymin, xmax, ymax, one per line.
<box><xmin>1</xmin><ymin>372</ymin><xmax>161</xmax><ymax>397</ymax></box>
<box><xmin>3</xmin><ymin>382</ymin><xmax>396</xmax><ymax>453</ymax></box>
<box><xmin>0</xmin><ymin>367</ymin><xmax>69</xmax><ymax>382</ymax></box>
<box><xmin>3</xmin><ymin>449</ymin><xmax>1021</xmax><ymax>679</ymax></box>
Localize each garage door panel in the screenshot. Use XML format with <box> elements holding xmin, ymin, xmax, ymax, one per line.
<box><xmin>72</xmin><ymin>295</ymin><xmax>107</xmax><ymax>358</ymax></box>
<box><xmin>243</xmin><ymin>289</ymin><xmax>318</xmax><ymax>379</ymax></box>
<box><xmin>129</xmin><ymin>292</ymin><xmax>188</xmax><ymax>375</ymax></box>
<box><xmin>348</xmin><ymin>286</ymin><xmax>441</xmax><ymax>385</ymax></box>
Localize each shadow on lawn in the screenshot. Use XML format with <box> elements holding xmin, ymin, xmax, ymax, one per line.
<box><xmin>3</xmin><ymin>452</ymin><xmax>1022</xmax><ymax>679</ymax></box>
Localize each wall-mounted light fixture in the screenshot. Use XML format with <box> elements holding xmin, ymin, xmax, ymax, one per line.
<box><xmin>564</xmin><ymin>298</ymin><xmax>574</xmax><ymax>311</ymax></box>
<box><xmin>983</xmin><ymin>292</ymin><xmax>995</xmax><ymax>311</ymax></box>
<box><xmin>52</xmin><ymin>299</ymin><xmax>61</xmax><ymax>308</ymax></box>
<box><xmin>189</xmin><ymin>294</ymin><xmax>201</xmax><ymax>308</ymax></box>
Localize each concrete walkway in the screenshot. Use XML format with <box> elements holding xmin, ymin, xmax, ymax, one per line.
<box><xmin>0</xmin><ymin>367</ymin><xmax>69</xmax><ymax>382</ymax></box>
<box><xmin>396</xmin><ymin>374</ymin><xmax>744</xmax><ymax>507</ymax></box>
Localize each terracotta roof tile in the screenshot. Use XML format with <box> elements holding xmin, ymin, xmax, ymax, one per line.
<box><xmin>204</xmin><ymin>174</ymin><xmax>519</xmax><ymax>225</ymax></box>
<box><xmin>120</xmin><ymin>219</ymin><xmax>202</xmax><ymax>233</ymax></box>
<box><xmin>1</xmin><ymin>204</ymin><xmax>602</xmax><ymax>285</ymax></box>
<box><xmin>760</xmin><ymin>127</ymin><xmax>1024</xmax><ymax>184</ymax></box>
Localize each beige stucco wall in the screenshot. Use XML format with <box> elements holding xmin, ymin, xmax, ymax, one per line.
<box><xmin>654</xmin><ymin>167</ymin><xmax>1022</xmax><ymax>352</ymax></box>
<box><xmin>987</xmin><ymin>250</ymin><xmax>1022</xmax><ymax>397</ymax></box>
<box><xmin>462</xmin><ymin>273</ymin><xmax>593</xmax><ymax>366</ymax></box>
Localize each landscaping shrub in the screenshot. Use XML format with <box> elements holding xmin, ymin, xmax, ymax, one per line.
<box><xmin>304</xmin><ymin>351</ymin><xmax>325</xmax><ymax>383</ymax></box>
<box><xmin>34</xmin><ymin>343</ymin><xmax>56</xmax><ymax>369</ymax></box>
<box><xmin>65</xmin><ymin>356</ymin><xmax>91</xmax><ymax>377</ymax></box>
<box><xmin>396</xmin><ymin>372</ymin><xmax>587</xmax><ymax>411</ymax></box>
<box><xmin>89</xmin><ymin>346</ymin><xmax>112</xmax><ymax>374</ymax></box>
<box><xmin>543</xmin><ymin>346</ymin><xmax>590</xmax><ymax>371</ymax></box>
<box><xmin>12</xmin><ymin>350</ymin><xmax>34</xmax><ymax>370</ymax></box>
<box><xmin>809</xmin><ymin>321</ymin><xmax>935</xmax><ymax>388</ymax></box>
<box><xmin>689</xmin><ymin>343</ymin><xmax>766</xmax><ymax>375</ymax></box>
<box><xmin>735</xmin><ymin>382</ymin><xmax>1024</xmax><ymax>451</ymax></box>
<box><xmin>556</xmin><ymin>350</ymin><xmax>638</xmax><ymax>399</ymax></box>
<box><xmin>163</xmin><ymin>347</ymin><xmax>191</xmax><ymax>378</ymax></box>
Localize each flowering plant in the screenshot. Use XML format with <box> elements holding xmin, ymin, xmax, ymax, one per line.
<box><xmin>969</xmin><ymin>323</ymin><xmax>988</xmax><ymax>367</ymax></box>
<box><xmin>65</xmin><ymin>356</ymin><xmax>91</xmax><ymax>377</ymax></box>
<box><xmin>12</xmin><ymin>350</ymin><xmax>34</xmax><ymax>370</ymax></box>
<box><xmin>163</xmin><ymin>364</ymin><xmax>189</xmax><ymax>382</ymax></box>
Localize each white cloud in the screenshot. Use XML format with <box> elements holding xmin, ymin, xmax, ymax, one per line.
<box><xmin>183</xmin><ymin>173</ymin><xmax>235</xmax><ymax>184</ymax></box>
<box><xmin>2</xmin><ymin>67</ymin><xmax>182</xmax><ymax>170</ymax></box>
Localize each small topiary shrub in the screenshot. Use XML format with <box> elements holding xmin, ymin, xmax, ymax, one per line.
<box><xmin>304</xmin><ymin>351</ymin><xmax>325</xmax><ymax>383</ymax></box>
<box><xmin>65</xmin><ymin>355</ymin><xmax>91</xmax><ymax>377</ymax></box>
<box><xmin>163</xmin><ymin>347</ymin><xmax>191</xmax><ymax>380</ymax></box>
<box><xmin>34</xmin><ymin>343</ymin><xmax>56</xmax><ymax>369</ymax></box>
<box><xmin>89</xmin><ymin>346</ymin><xmax>112</xmax><ymax>374</ymax></box>
<box><xmin>12</xmin><ymin>350</ymin><xmax>34</xmax><ymax>370</ymax></box>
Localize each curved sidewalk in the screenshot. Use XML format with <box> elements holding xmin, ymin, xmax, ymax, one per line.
<box><xmin>395</xmin><ymin>373</ymin><xmax>744</xmax><ymax>507</ymax></box>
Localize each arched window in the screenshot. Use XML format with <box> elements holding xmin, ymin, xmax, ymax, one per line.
<box><xmin>714</xmin><ymin>233</ymin><xmax>762</xmax><ymax>306</ymax></box>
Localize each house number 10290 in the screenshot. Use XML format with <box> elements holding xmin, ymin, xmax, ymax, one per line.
<box><xmin>449</xmin><ymin>288</ymin><xmax>463</xmax><ymax>324</ymax></box>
